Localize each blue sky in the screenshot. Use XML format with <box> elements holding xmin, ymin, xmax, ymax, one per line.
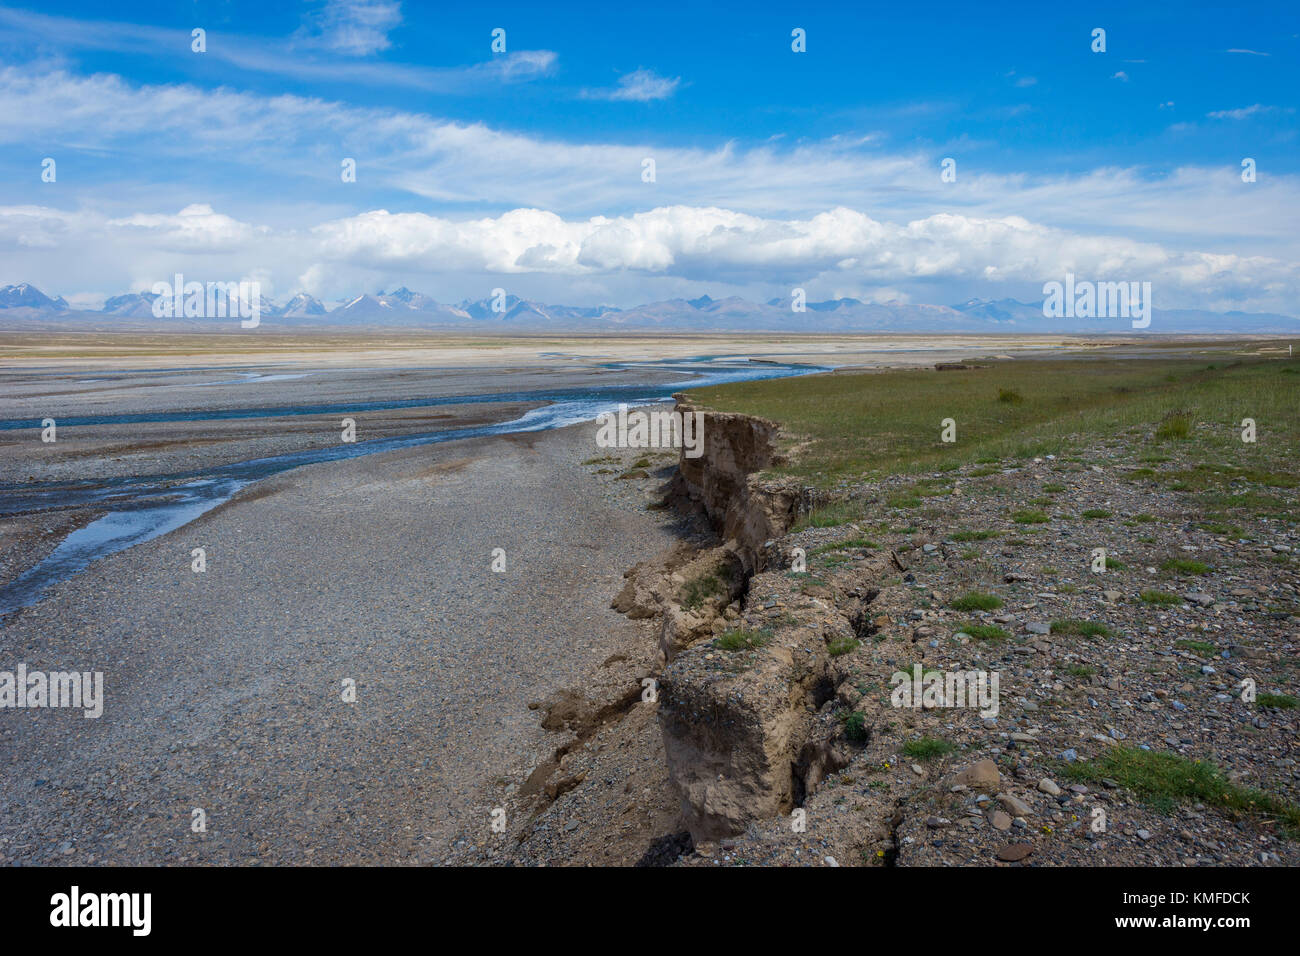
<box><xmin>0</xmin><ymin>0</ymin><xmax>1296</xmax><ymax>314</ymax></box>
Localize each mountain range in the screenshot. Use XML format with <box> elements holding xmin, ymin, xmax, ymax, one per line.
<box><xmin>1</xmin><ymin>283</ymin><xmax>1296</xmax><ymax>334</ymax></box>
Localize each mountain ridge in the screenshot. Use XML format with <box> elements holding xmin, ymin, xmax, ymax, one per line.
<box><xmin>1</xmin><ymin>283</ymin><xmax>1296</xmax><ymax>334</ymax></box>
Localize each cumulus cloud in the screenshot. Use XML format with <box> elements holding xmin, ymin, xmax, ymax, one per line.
<box><xmin>3</xmin><ymin>202</ymin><xmax>1295</xmax><ymax>314</ymax></box>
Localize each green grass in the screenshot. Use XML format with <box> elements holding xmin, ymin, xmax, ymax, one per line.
<box><xmin>1258</xmin><ymin>693</ymin><xmax>1299</xmax><ymax>709</ymax></box>
<box><xmin>843</xmin><ymin>711</ymin><xmax>870</xmax><ymax>743</ymax></box>
<box><xmin>1060</xmin><ymin>746</ymin><xmax>1300</xmax><ymax>834</ymax></box>
<box><xmin>1051</xmin><ymin>619</ymin><xmax>1113</xmax><ymax>638</ymax></box>
<box><xmin>997</xmin><ymin>387</ymin><xmax>1024</xmax><ymax>405</ymax></box>
<box><xmin>949</xmin><ymin>591</ymin><xmax>1003</xmax><ymax>612</ymax></box>
<box><xmin>790</xmin><ymin>499</ymin><xmax>868</xmax><ymax>530</ymax></box>
<box><xmin>1064</xmin><ymin>663</ymin><xmax>1097</xmax><ymax>679</ymax></box>
<box><xmin>950</xmin><ymin>529</ymin><xmax>1001</xmax><ymax>541</ymax></box>
<box><xmin>1080</xmin><ymin>508</ymin><xmax>1112</xmax><ymax>519</ymax></box>
<box><xmin>1042</xmin><ymin>482</ymin><xmax>1067</xmax><ymax>493</ymax></box>
<box><xmin>1162</xmin><ymin>558</ymin><xmax>1211</xmax><ymax>576</ymax></box>
<box><xmin>1012</xmin><ymin>509</ymin><xmax>1050</xmax><ymax>524</ymax></box>
<box><xmin>957</xmin><ymin>622</ymin><xmax>1010</xmax><ymax>642</ymax></box>
<box><xmin>1141</xmin><ymin>590</ymin><xmax>1184</xmax><ymax>606</ymax></box>
<box><xmin>679</xmin><ymin>571</ymin><xmax>726</xmax><ymax>610</ymax></box>
<box><xmin>1175</xmin><ymin>639</ymin><xmax>1217</xmax><ymax>656</ymax></box>
<box><xmin>683</xmin><ymin>358</ymin><xmax>1300</xmax><ymax>486</ymax></box>
<box><xmin>715</xmin><ymin>627</ymin><xmax>773</xmax><ymax>651</ymax></box>
<box><xmin>826</xmin><ymin>636</ymin><xmax>861</xmax><ymax>657</ymax></box>
<box><xmin>901</xmin><ymin>737</ymin><xmax>957</xmax><ymax>761</ymax></box>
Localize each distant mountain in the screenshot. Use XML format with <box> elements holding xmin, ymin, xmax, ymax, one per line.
<box><xmin>102</xmin><ymin>292</ymin><xmax>160</xmax><ymax>317</ymax></box>
<box><xmin>273</xmin><ymin>292</ymin><xmax>326</xmax><ymax>318</ymax></box>
<box><xmin>0</xmin><ymin>281</ymin><xmax>1296</xmax><ymax>333</ymax></box>
<box><xmin>0</xmin><ymin>283</ymin><xmax>68</xmax><ymax>311</ymax></box>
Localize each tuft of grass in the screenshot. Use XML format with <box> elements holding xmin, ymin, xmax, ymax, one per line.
<box><xmin>791</xmin><ymin>499</ymin><xmax>868</xmax><ymax>531</ymax></box>
<box><xmin>679</xmin><ymin>571</ymin><xmax>725</xmax><ymax>610</ymax></box>
<box><xmin>901</xmin><ymin>737</ymin><xmax>956</xmax><ymax>761</ymax></box>
<box><xmin>1141</xmin><ymin>590</ymin><xmax>1183</xmax><ymax>606</ymax></box>
<box><xmin>1060</xmin><ymin>746</ymin><xmax>1300</xmax><ymax>834</ymax></box>
<box><xmin>1258</xmin><ymin>693</ymin><xmax>1298</xmax><ymax>709</ymax></box>
<box><xmin>1064</xmin><ymin>663</ymin><xmax>1097</xmax><ymax>679</ymax></box>
<box><xmin>1080</xmin><ymin>508</ymin><xmax>1112</xmax><ymax>519</ymax></box>
<box><xmin>997</xmin><ymin>388</ymin><xmax>1024</xmax><ymax>405</ymax></box>
<box><xmin>951</xmin><ymin>529</ymin><xmax>1001</xmax><ymax>541</ymax></box>
<box><xmin>1012</xmin><ymin>509</ymin><xmax>1050</xmax><ymax>524</ymax></box>
<box><xmin>1051</xmin><ymin>619</ymin><xmax>1112</xmax><ymax>638</ymax></box>
<box><xmin>826</xmin><ymin>636</ymin><xmax>861</xmax><ymax>657</ymax></box>
<box><xmin>1155</xmin><ymin>413</ymin><xmax>1192</xmax><ymax>440</ymax></box>
<box><xmin>1175</xmin><ymin>639</ymin><xmax>1217</xmax><ymax>657</ymax></box>
<box><xmin>1042</xmin><ymin>482</ymin><xmax>1067</xmax><ymax>493</ymax></box>
<box><xmin>949</xmin><ymin>591</ymin><xmax>1003</xmax><ymax>612</ymax></box>
<box><xmin>958</xmin><ymin>622</ymin><xmax>1010</xmax><ymax>642</ymax></box>
<box><xmin>1162</xmin><ymin>558</ymin><xmax>1211</xmax><ymax>576</ymax></box>
<box><xmin>716</xmin><ymin>627</ymin><xmax>773</xmax><ymax>651</ymax></box>
<box><xmin>843</xmin><ymin>711</ymin><xmax>870</xmax><ymax>743</ymax></box>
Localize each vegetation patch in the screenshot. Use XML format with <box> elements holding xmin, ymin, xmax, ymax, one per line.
<box><xmin>949</xmin><ymin>591</ymin><xmax>1003</xmax><ymax>612</ymax></box>
<box><xmin>1051</xmin><ymin>619</ymin><xmax>1113</xmax><ymax>638</ymax></box>
<box><xmin>716</xmin><ymin>627</ymin><xmax>773</xmax><ymax>651</ymax></box>
<box><xmin>1061</xmin><ymin>747</ymin><xmax>1300</xmax><ymax>833</ymax></box>
<box><xmin>901</xmin><ymin>737</ymin><xmax>957</xmax><ymax>761</ymax></box>
<box><xmin>1141</xmin><ymin>590</ymin><xmax>1183</xmax><ymax>606</ymax></box>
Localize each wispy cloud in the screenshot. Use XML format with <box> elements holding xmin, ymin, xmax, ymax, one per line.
<box><xmin>1226</xmin><ymin>48</ymin><xmax>1270</xmax><ymax>55</ymax></box>
<box><xmin>582</xmin><ymin>69</ymin><xmax>681</xmax><ymax>102</ymax></box>
<box><xmin>298</xmin><ymin>0</ymin><xmax>403</xmax><ymax>57</ymax></box>
<box><xmin>1207</xmin><ymin>104</ymin><xmax>1278</xmax><ymax>120</ymax></box>
<box><xmin>0</xmin><ymin>7</ymin><xmax>555</xmax><ymax>92</ymax></box>
<box><xmin>1111</xmin><ymin>71</ymin><xmax>1129</xmax><ymax>82</ymax></box>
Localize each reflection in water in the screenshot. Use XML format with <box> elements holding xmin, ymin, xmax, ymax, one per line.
<box><xmin>0</xmin><ymin>360</ymin><xmax>819</xmax><ymax>616</ymax></box>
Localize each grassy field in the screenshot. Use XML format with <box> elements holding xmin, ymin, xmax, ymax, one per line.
<box><xmin>686</xmin><ymin>358</ymin><xmax>1300</xmax><ymax>495</ymax></box>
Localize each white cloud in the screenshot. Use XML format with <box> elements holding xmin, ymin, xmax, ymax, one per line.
<box><xmin>1226</xmin><ymin>48</ymin><xmax>1270</xmax><ymax>55</ymax></box>
<box><xmin>301</xmin><ymin>1</ymin><xmax>403</xmax><ymax>56</ymax></box>
<box><xmin>0</xmin><ymin>8</ymin><xmax>553</xmax><ymax>92</ymax></box>
<box><xmin>1207</xmin><ymin>104</ymin><xmax>1275</xmax><ymax>120</ymax></box>
<box><xmin>3</xmin><ymin>202</ymin><xmax>1296</xmax><ymax>315</ymax></box>
<box><xmin>582</xmin><ymin>69</ymin><xmax>681</xmax><ymax>102</ymax></box>
<box><xmin>1111</xmin><ymin>71</ymin><xmax>1129</xmax><ymax>82</ymax></box>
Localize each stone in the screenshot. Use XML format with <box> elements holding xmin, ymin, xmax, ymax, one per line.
<box><xmin>997</xmin><ymin>792</ymin><xmax>1034</xmax><ymax>816</ymax></box>
<box><xmin>990</xmin><ymin>810</ymin><xmax>1012</xmax><ymax>830</ymax></box>
<box><xmin>1037</xmin><ymin>778</ymin><xmax>1062</xmax><ymax>796</ymax></box>
<box><xmin>952</xmin><ymin>759</ymin><xmax>1001</xmax><ymax>790</ymax></box>
<box><xmin>996</xmin><ymin>842</ymin><xmax>1034</xmax><ymax>862</ymax></box>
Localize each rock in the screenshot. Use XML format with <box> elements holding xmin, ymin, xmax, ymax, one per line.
<box><xmin>1137</xmin><ymin>829</ymin><xmax>1153</xmax><ymax>841</ymax></box>
<box><xmin>996</xmin><ymin>842</ymin><xmax>1034</xmax><ymax>862</ymax></box>
<box><xmin>824</xmin><ymin>856</ymin><xmax>839</xmax><ymax>867</ymax></box>
<box><xmin>1183</xmin><ymin>593</ymin><xmax>1215</xmax><ymax>606</ymax></box>
<box><xmin>952</xmin><ymin>759</ymin><xmax>1001</xmax><ymax>790</ymax></box>
<box><xmin>1037</xmin><ymin>778</ymin><xmax>1062</xmax><ymax>796</ymax></box>
<box><xmin>1026</xmin><ymin>622</ymin><xmax>1051</xmax><ymax>635</ymax></box>
<box><xmin>1061</xmin><ymin>748</ymin><xmax>1078</xmax><ymax>763</ymax></box>
<box><xmin>990</xmin><ymin>810</ymin><xmax>1012</xmax><ymax>830</ymax></box>
<box><xmin>1103</xmin><ymin>590</ymin><xmax>1122</xmax><ymax>603</ymax></box>
<box><xmin>997</xmin><ymin>792</ymin><xmax>1034</xmax><ymax>816</ymax></box>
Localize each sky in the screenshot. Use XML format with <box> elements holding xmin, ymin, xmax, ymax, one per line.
<box><xmin>0</xmin><ymin>0</ymin><xmax>1297</xmax><ymax>315</ymax></box>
